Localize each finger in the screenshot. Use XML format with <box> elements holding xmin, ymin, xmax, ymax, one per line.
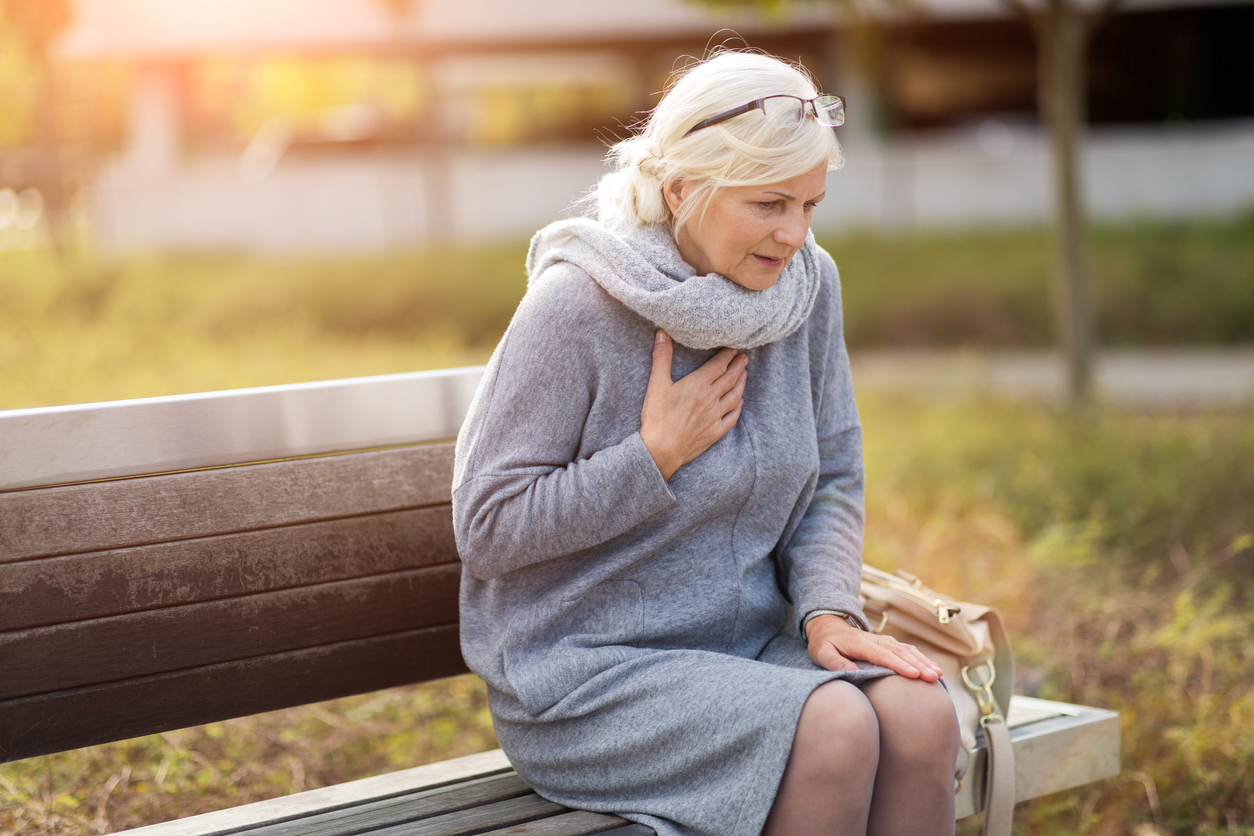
<box><xmin>695</xmin><ymin>346</ymin><xmax>738</xmax><ymax>381</ymax></box>
<box><xmin>717</xmin><ymin>398</ymin><xmax>743</xmax><ymax>432</ymax></box>
<box><xmin>883</xmin><ymin>640</ymin><xmax>944</xmax><ymax>680</ymax></box>
<box><xmin>880</xmin><ymin>646</ymin><xmax>943</xmax><ymax>681</ymax></box>
<box><xmin>847</xmin><ymin>636</ymin><xmax>932</xmax><ymax>679</ymax></box>
<box><xmin>649</xmin><ymin>330</ymin><xmax>673</xmax><ymax>389</ymax></box>
<box><xmin>717</xmin><ymin>371</ymin><xmax>746</xmax><ymax>414</ymax></box>
<box><xmin>712</xmin><ymin>354</ymin><xmax>748</xmax><ymax>394</ymax></box>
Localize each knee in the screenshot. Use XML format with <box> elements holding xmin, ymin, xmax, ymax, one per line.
<box><xmin>868</xmin><ymin>678</ymin><xmax>961</xmax><ymax>769</ymax></box>
<box><xmin>796</xmin><ymin>680</ymin><xmax>880</xmax><ymax>769</ymax></box>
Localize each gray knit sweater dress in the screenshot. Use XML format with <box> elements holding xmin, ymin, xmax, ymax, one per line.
<box><xmin>453</xmin><ymin>218</ymin><xmax>890</xmax><ymax>836</ymax></box>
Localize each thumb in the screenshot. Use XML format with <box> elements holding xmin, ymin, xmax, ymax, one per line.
<box><xmin>649</xmin><ymin>330</ymin><xmax>673</xmax><ymax>387</ymax></box>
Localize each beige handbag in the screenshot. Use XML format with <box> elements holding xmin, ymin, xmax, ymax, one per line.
<box><xmin>860</xmin><ymin>565</ymin><xmax>1016</xmax><ymax>836</ymax></box>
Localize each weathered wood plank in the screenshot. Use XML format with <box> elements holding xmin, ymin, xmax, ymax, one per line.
<box><xmin>111</xmin><ymin>751</ymin><xmax>516</xmax><ymax>836</ymax></box>
<box><xmin>245</xmin><ymin>773</ymin><xmax>535</xmax><ymax>836</ymax></box>
<box><xmin>1</xmin><ymin>564</ymin><xmax>461</xmax><ymax>699</ymax></box>
<box><xmin>367</xmin><ymin>794</ymin><xmax>568</xmax><ymax>836</ymax></box>
<box><xmin>0</xmin><ymin>623</ymin><xmax>468</xmax><ymax>762</ymax></box>
<box><xmin>485</xmin><ymin>811</ymin><xmax>649</xmax><ymax>835</ymax></box>
<box><xmin>0</xmin><ymin>444</ymin><xmax>456</xmax><ymax>563</ymax></box>
<box><xmin>0</xmin><ymin>506</ymin><xmax>456</xmax><ymax>631</ymax></box>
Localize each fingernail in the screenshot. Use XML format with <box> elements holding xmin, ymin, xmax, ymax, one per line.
<box><xmin>906</xmin><ymin>666</ymin><xmax>919</xmax><ymax>675</ymax></box>
<box><xmin>656</xmin><ymin>330</ymin><xmax>666</xmax><ymax>344</ymax></box>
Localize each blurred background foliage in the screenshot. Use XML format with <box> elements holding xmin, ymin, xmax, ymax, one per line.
<box><xmin>2</xmin><ymin>218</ymin><xmax>1253</xmax><ymax>835</ymax></box>
<box><xmin>3</xmin><ymin>214</ymin><xmax>1253</xmax><ymax>410</ymax></box>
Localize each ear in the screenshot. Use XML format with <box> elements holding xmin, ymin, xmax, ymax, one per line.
<box><xmin>662</xmin><ymin>177</ymin><xmax>686</xmax><ymax>217</ymax></box>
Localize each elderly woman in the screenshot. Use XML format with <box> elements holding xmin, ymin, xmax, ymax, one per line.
<box><xmin>453</xmin><ymin>51</ymin><xmax>960</xmax><ymax>836</ymax></box>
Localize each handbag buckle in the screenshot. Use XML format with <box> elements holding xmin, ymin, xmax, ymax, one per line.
<box><xmin>935</xmin><ymin>599</ymin><xmax>961</xmax><ymax>624</ymax></box>
<box><xmin>961</xmin><ymin>661</ymin><xmax>999</xmax><ymax>717</ymax></box>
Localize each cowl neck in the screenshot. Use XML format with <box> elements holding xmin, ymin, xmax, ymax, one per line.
<box><xmin>525</xmin><ymin>218</ymin><xmax>820</xmax><ymax>351</ymax></box>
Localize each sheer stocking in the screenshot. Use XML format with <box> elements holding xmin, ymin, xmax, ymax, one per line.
<box><xmin>762</xmin><ymin>676</ymin><xmax>959</xmax><ymax>836</ymax></box>
<box><xmin>763</xmin><ymin>680</ymin><xmax>879</xmax><ymax>836</ymax></box>
<box><xmin>861</xmin><ymin>676</ymin><xmax>960</xmax><ymax>836</ymax></box>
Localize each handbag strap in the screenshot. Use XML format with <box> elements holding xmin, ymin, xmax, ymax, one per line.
<box><xmin>963</xmin><ymin>662</ymin><xmax>1017</xmax><ymax>836</ymax></box>
<box><xmin>980</xmin><ymin>715</ymin><xmax>1016</xmax><ymax>836</ymax></box>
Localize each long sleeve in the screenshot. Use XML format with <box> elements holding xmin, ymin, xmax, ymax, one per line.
<box><xmin>772</xmin><ymin>254</ymin><xmax>869</xmax><ymax>633</ymax></box>
<box><xmin>453</xmin><ymin>264</ymin><xmax>676</xmax><ymax>581</ymax></box>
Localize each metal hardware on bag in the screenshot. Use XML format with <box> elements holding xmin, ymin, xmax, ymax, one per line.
<box><xmin>935</xmin><ymin>599</ymin><xmax>962</xmax><ymax>624</ymax></box>
<box><xmin>962</xmin><ymin>661</ymin><xmax>999</xmax><ymax>717</ymax></box>
<box><xmin>873</xmin><ymin>610</ymin><xmax>890</xmax><ymax>634</ymax></box>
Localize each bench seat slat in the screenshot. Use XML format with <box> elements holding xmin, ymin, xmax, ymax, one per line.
<box><xmin>1</xmin><ymin>564</ymin><xmax>462</xmax><ymax>699</ymax></box>
<box><xmin>0</xmin><ymin>507</ymin><xmax>456</xmax><ymax>632</ymax></box>
<box><xmin>0</xmin><ymin>444</ymin><xmax>456</xmax><ymax>563</ymax></box>
<box><xmin>0</xmin><ymin>623</ymin><xmax>468</xmax><ymax>761</ymax></box>
<box><xmin>244</xmin><ymin>774</ymin><xmax>535</xmax><ymax>836</ymax></box>
<box><xmin>483</xmin><ymin>811</ymin><xmax>646</xmax><ymax>835</ymax></box>
<box><xmin>367</xmin><ymin>794</ymin><xmax>568</xmax><ymax>836</ymax></box>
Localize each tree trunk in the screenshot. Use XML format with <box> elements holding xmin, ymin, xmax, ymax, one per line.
<box><xmin>1037</xmin><ymin>0</ymin><xmax>1096</xmax><ymax>403</ymax></box>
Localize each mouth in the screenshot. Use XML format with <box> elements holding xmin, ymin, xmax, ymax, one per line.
<box><xmin>753</xmin><ymin>253</ymin><xmax>788</xmax><ymax>269</ymax></box>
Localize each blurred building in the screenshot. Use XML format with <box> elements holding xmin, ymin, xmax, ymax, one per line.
<box><xmin>43</xmin><ymin>0</ymin><xmax>1254</xmax><ymax>251</ymax></box>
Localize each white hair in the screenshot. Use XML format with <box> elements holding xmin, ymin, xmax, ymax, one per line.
<box><xmin>590</xmin><ymin>51</ymin><xmax>843</xmax><ymax>236</ymax></box>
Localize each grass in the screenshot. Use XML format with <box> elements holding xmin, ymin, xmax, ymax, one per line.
<box><xmin>0</xmin><ymin>678</ymin><xmax>498</xmax><ymax>835</ymax></box>
<box><xmin>2</xmin><ymin>217</ymin><xmax>1253</xmax><ymax>834</ymax></box>
<box><xmin>0</xmin><ymin>244</ymin><xmax>529</xmax><ymax>409</ymax></box>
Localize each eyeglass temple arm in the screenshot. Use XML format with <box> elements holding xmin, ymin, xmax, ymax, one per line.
<box><xmin>684</xmin><ymin>99</ymin><xmax>764</xmax><ymax>136</ymax></box>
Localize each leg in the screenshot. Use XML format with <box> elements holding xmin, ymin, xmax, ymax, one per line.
<box><xmin>861</xmin><ymin>676</ymin><xmax>961</xmax><ymax>836</ymax></box>
<box><xmin>763</xmin><ymin>680</ymin><xmax>880</xmax><ymax>836</ymax></box>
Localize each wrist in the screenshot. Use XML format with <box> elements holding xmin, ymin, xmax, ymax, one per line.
<box><xmin>802</xmin><ymin>609</ymin><xmax>866</xmax><ymax>641</ymax></box>
<box><xmin>639</xmin><ymin>429</ymin><xmax>679</xmax><ymax>480</ymax></box>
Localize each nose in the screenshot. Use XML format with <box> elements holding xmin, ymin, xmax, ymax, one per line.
<box><xmin>773</xmin><ymin>210</ymin><xmax>810</xmax><ymax>249</ymax></box>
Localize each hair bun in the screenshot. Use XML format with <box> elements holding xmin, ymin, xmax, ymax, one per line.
<box><xmin>632</xmin><ymin>140</ymin><xmax>664</xmax><ymax>179</ymax></box>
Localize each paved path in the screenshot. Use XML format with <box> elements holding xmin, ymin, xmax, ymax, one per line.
<box><xmin>849</xmin><ymin>348</ymin><xmax>1254</xmax><ymax>407</ymax></box>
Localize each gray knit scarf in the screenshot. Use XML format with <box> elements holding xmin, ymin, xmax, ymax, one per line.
<box><xmin>525</xmin><ymin>218</ymin><xmax>821</xmax><ymax>351</ymax></box>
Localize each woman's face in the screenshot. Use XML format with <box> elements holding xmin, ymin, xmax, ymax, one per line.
<box><xmin>664</xmin><ymin>162</ymin><xmax>827</xmax><ymax>291</ymax></box>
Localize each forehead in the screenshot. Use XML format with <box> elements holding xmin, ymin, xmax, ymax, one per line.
<box><xmin>743</xmin><ymin>163</ymin><xmax>829</xmax><ymax>199</ymax></box>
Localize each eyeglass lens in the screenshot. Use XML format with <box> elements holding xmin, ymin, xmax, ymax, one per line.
<box><xmin>759</xmin><ymin>95</ymin><xmax>845</xmax><ymax>127</ymax></box>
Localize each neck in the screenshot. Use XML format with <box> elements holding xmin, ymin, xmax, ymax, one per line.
<box><xmin>673</xmin><ymin>223</ymin><xmax>715</xmax><ymax>276</ymax></box>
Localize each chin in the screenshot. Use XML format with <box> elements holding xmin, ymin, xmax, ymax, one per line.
<box><xmin>729</xmin><ymin>272</ymin><xmax>781</xmax><ymax>291</ymax></box>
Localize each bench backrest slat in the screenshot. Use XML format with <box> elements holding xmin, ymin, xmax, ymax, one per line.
<box><xmin>0</xmin><ymin>442</ymin><xmax>467</xmax><ymax>763</ymax></box>
<box><xmin>1</xmin><ymin>445</ymin><xmax>455</xmax><ymax>562</ymax></box>
<box><xmin>3</xmin><ymin>563</ymin><xmax>461</xmax><ymax>700</ymax></box>
<box><xmin>4</xmin><ymin>624</ymin><xmax>466</xmax><ymax>761</ymax></box>
<box><xmin>1</xmin><ymin>506</ymin><xmax>456</xmax><ymax>631</ymax></box>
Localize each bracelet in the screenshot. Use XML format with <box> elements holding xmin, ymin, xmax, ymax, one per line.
<box><xmin>802</xmin><ymin>609</ymin><xmax>866</xmax><ymax>641</ymax></box>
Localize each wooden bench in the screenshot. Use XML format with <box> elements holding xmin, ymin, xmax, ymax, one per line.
<box><xmin>0</xmin><ymin>367</ymin><xmax>1121</xmax><ymax>835</ymax></box>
